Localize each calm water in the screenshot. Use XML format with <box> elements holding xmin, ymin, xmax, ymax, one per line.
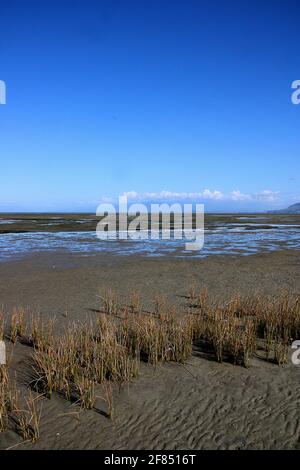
<box><xmin>0</xmin><ymin>215</ymin><xmax>300</xmax><ymax>260</ymax></box>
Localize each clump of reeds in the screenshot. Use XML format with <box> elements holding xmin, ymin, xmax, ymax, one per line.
<box><xmin>189</xmin><ymin>281</ymin><xmax>197</xmax><ymax>306</ymax></box>
<box><xmin>153</xmin><ymin>295</ymin><xmax>166</xmax><ymax>317</ymax></box>
<box><xmin>274</xmin><ymin>337</ymin><xmax>289</xmax><ymax>366</ymax></box>
<box><xmin>0</xmin><ymin>386</ymin><xmax>8</xmax><ymax>431</ymax></box>
<box><xmin>255</xmin><ymin>292</ymin><xmax>300</xmax><ymax>362</ymax></box>
<box><xmin>93</xmin><ymin>316</ymin><xmax>140</xmax><ymax>383</ymax></box>
<box><xmin>9</xmin><ymin>308</ymin><xmax>26</xmax><ymax>344</ymax></box>
<box><xmin>33</xmin><ymin>344</ymin><xmax>68</xmax><ymax>398</ymax></box>
<box><xmin>208</xmin><ymin>307</ymin><xmax>231</xmax><ymax>363</ymax></box>
<box><xmin>119</xmin><ymin>308</ymin><xmax>193</xmax><ymax>365</ymax></box>
<box><xmin>196</xmin><ymin>287</ymin><xmax>209</xmax><ymax>312</ymax></box>
<box><xmin>0</xmin><ymin>366</ymin><xmax>9</xmax><ymax>431</ymax></box>
<box><xmin>29</xmin><ymin>288</ymin><xmax>300</xmax><ymax>423</ymax></box>
<box><xmin>227</xmin><ymin>319</ymin><xmax>257</xmax><ymax>367</ymax></box>
<box><xmin>129</xmin><ymin>291</ymin><xmax>141</xmax><ymax>314</ymax></box>
<box><xmin>73</xmin><ymin>375</ymin><xmax>95</xmax><ymax>409</ymax></box>
<box><xmin>31</xmin><ymin>305</ymin><xmax>194</xmax><ymax>414</ymax></box>
<box><xmin>0</xmin><ymin>366</ymin><xmax>20</xmax><ymax>433</ymax></box>
<box><xmin>0</xmin><ymin>311</ymin><xmax>5</xmax><ymax>342</ymax></box>
<box><xmin>3</xmin><ymin>369</ymin><xmax>19</xmax><ymax>413</ymax></box>
<box><xmin>99</xmin><ymin>289</ymin><xmax>118</xmax><ymax>316</ymax></box>
<box><xmin>32</xmin><ymin>315</ymin><xmax>139</xmax><ymax>404</ymax></box>
<box><xmin>14</xmin><ymin>391</ymin><xmax>42</xmax><ymax>442</ymax></box>
<box><xmin>189</xmin><ymin>290</ymin><xmax>257</xmax><ymax>366</ymax></box>
<box><xmin>167</xmin><ymin>315</ymin><xmax>194</xmax><ymax>363</ymax></box>
<box><xmin>0</xmin><ymin>362</ymin><xmax>42</xmax><ymax>441</ymax></box>
<box><xmin>189</xmin><ymin>287</ymin><xmax>299</xmax><ymax>367</ymax></box>
<box><xmin>29</xmin><ymin>314</ymin><xmax>55</xmax><ymax>350</ymax></box>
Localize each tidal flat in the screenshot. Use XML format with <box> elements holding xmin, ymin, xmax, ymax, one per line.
<box><xmin>0</xmin><ymin>213</ymin><xmax>299</xmax><ymax>450</ymax></box>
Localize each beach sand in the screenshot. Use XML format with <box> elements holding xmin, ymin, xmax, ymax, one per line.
<box><xmin>0</xmin><ymin>250</ymin><xmax>300</xmax><ymax>450</ymax></box>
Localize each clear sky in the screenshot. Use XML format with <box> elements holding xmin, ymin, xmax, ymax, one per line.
<box><xmin>0</xmin><ymin>0</ymin><xmax>299</xmax><ymax>212</ymax></box>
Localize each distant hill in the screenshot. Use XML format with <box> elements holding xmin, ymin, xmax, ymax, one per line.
<box><xmin>270</xmin><ymin>203</ymin><xmax>300</xmax><ymax>214</ymax></box>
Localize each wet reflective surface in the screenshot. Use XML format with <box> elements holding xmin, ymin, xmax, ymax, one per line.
<box><xmin>0</xmin><ymin>214</ymin><xmax>300</xmax><ymax>261</ymax></box>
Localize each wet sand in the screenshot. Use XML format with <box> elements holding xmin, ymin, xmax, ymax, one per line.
<box><xmin>0</xmin><ymin>249</ymin><xmax>300</xmax><ymax>316</ymax></box>
<box><xmin>0</xmin><ymin>249</ymin><xmax>300</xmax><ymax>449</ymax></box>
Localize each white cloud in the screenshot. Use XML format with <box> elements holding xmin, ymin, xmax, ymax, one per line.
<box><xmin>120</xmin><ymin>189</ymin><xmax>225</xmax><ymax>201</ymax></box>
<box><xmin>115</xmin><ymin>189</ymin><xmax>281</xmax><ymax>205</ymax></box>
<box><xmin>229</xmin><ymin>189</ymin><xmax>280</xmax><ymax>203</ymax></box>
<box><xmin>78</xmin><ymin>189</ymin><xmax>288</xmax><ymax>212</ymax></box>
<box><xmin>106</xmin><ymin>189</ymin><xmax>283</xmax><ymax>204</ymax></box>
<box><xmin>230</xmin><ymin>190</ymin><xmax>252</xmax><ymax>201</ymax></box>
<box><xmin>255</xmin><ymin>190</ymin><xmax>280</xmax><ymax>202</ymax></box>
<box><xmin>121</xmin><ymin>191</ymin><xmax>139</xmax><ymax>199</ymax></box>
<box><xmin>202</xmin><ymin>189</ymin><xmax>224</xmax><ymax>200</ymax></box>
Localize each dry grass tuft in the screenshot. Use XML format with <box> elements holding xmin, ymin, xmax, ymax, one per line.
<box><xmin>99</xmin><ymin>288</ymin><xmax>118</xmax><ymax>316</ymax></box>
<box><xmin>73</xmin><ymin>375</ymin><xmax>96</xmax><ymax>409</ymax></box>
<box><xmin>0</xmin><ymin>365</ymin><xmax>9</xmax><ymax>431</ymax></box>
<box><xmin>0</xmin><ymin>311</ymin><xmax>5</xmax><ymax>342</ymax></box>
<box><xmin>153</xmin><ymin>295</ymin><xmax>166</xmax><ymax>317</ymax></box>
<box><xmin>0</xmin><ymin>365</ymin><xmax>21</xmax><ymax>434</ymax></box>
<box><xmin>29</xmin><ymin>314</ymin><xmax>55</xmax><ymax>350</ymax></box>
<box><xmin>14</xmin><ymin>391</ymin><xmax>42</xmax><ymax>442</ymax></box>
<box><xmin>9</xmin><ymin>308</ymin><xmax>26</xmax><ymax>344</ymax></box>
<box><xmin>189</xmin><ymin>285</ymin><xmax>299</xmax><ymax>367</ymax></box>
<box><xmin>129</xmin><ymin>291</ymin><xmax>141</xmax><ymax>314</ymax></box>
<box><xmin>118</xmin><ymin>308</ymin><xmax>193</xmax><ymax>365</ymax></box>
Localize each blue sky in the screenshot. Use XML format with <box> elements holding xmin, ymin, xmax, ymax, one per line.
<box><xmin>0</xmin><ymin>0</ymin><xmax>299</xmax><ymax>212</ymax></box>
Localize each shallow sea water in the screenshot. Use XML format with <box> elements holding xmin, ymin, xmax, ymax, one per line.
<box><xmin>0</xmin><ymin>215</ymin><xmax>300</xmax><ymax>260</ymax></box>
